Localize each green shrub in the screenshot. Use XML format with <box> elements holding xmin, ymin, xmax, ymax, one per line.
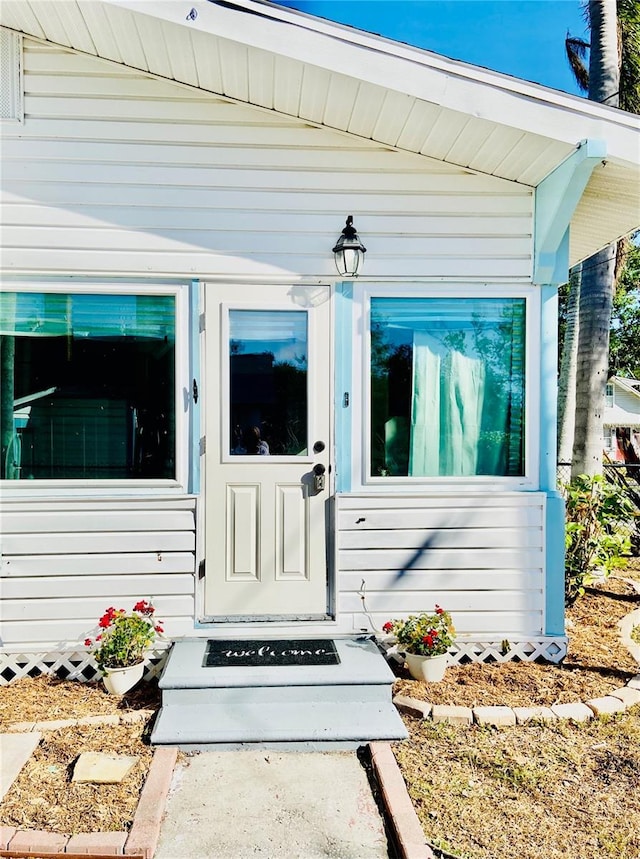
<box><xmin>562</xmin><ymin>474</ymin><xmax>633</xmax><ymax>605</ymax></box>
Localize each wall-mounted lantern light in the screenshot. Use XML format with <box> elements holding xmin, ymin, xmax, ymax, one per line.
<box><xmin>332</xmin><ymin>215</ymin><xmax>366</xmax><ymax>277</ymax></box>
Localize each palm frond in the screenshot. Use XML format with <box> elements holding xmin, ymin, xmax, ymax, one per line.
<box><xmin>566</xmin><ymin>34</ymin><xmax>591</xmax><ymax>91</ymax></box>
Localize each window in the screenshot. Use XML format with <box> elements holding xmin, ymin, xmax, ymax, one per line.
<box><xmin>369</xmin><ymin>296</ymin><xmax>526</xmax><ymax>478</ymax></box>
<box><xmin>605</xmin><ymin>383</ymin><xmax>614</xmax><ymax>408</ymax></box>
<box><xmin>0</xmin><ymin>290</ymin><xmax>177</xmax><ymax>481</ymax></box>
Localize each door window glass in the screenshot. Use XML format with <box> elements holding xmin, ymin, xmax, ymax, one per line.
<box><xmin>229</xmin><ymin>310</ymin><xmax>308</xmax><ymax>456</ymax></box>
<box><xmin>0</xmin><ymin>291</ymin><xmax>175</xmax><ymax>480</ymax></box>
<box><xmin>370</xmin><ymin>297</ymin><xmax>526</xmax><ymax>477</ymax></box>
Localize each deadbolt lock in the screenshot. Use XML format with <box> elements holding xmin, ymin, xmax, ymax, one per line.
<box><xmin>313</xmin><ymin>463</ymin><xmax>326</xmax><ymax>492</ymax></box>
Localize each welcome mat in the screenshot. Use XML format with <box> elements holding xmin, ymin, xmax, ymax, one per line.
<box><xmin>203</xmin><ymin>639</ymin><xmax>340</xmax><ymax>667</ymax></box>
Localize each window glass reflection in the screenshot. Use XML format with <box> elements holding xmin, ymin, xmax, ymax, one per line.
<box><xmin>370</xmin><ymin>297</ymin><xmax>525</xmax><ymax>477</ymax></box>
<box><xmin>229</xmin><ymin>310</ymin><xmax>308</xmax><ymax>456</ymax></box>
<box><xmin>0</xmin><ymin>292</ymin><xmax>175</xmax><ymax>480</ymax></box>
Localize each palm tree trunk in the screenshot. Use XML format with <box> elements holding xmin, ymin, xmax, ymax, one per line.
<box><xmin>587</xmin><ymin>0</ymin><xmax>620</xmax><ymax>107</ymax></box>
<box><xmin>557</xmin><ymin>266</ymin><xmax>580</xmax><ymax>465</ymax></box>
<box><xmin>571</xmin><ymin>245</ymin><xmax>616</xmax><ymax>478</ymax></box>
<box><xmin>570</xmin><ymin>0</ymin><xmax>620</xmax><ymax>476</ymax></box>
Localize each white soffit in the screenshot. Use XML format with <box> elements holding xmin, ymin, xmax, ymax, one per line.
<box><xmin>1</xmin><ymin>0</ymin><xmax>639</xmax><ymax>257</ymax></box>
<box><xmin>571</xmin><ymin>161</ymin><xmax>640</xmax><ymax>263</ymax></box>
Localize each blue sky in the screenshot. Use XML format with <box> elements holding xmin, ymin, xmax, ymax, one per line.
<box><xmin>277</xmin><ymin>1</ymin><xmax>589</xmax><ymax>96</ymax></box>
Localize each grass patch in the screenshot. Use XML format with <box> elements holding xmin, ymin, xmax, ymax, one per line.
<box><xmin>393</xmin><ymin>711</ymin><xmax>640</xmax><ymax>859</ymax></box>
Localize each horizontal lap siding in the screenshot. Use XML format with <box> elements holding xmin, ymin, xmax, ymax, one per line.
<box><xmin>606</xmin><ymin>386</ymin><xmax>640</xmax><ymax>424</ymax></box>
<box><xmin>1</xmin><ymin>40</ymin><xmax>534</xmax><ymax>280</ymax></box>
<box><xmin>0</xmin><ymin>498</ymin><xmax>197</xmax><ymax>647</ymax></box>
<box><xmin>337</xmin><ymin>493</ymin><xmax>546</xmax><ymax>637</ymax></box>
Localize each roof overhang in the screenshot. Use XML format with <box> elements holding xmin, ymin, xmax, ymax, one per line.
<box><xmin>2</xmin><ymin>0</ymin><xmax>639</xmax><ymax>265</ymax></box>
<box><xmin>613</xmin><ymin>377</ymin><xmax>640</xmax><ymax>400</ymax></box>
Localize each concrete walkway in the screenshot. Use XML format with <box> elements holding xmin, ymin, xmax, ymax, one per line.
<box><xmin>154</xmin><ymin>750</ymin><xmax>392</xmax><ymax>859</ymax></box>
<box><xmin>0</xmin><ymin>732</ymin><xmax>41</xmax><ymax>801</ymax></box>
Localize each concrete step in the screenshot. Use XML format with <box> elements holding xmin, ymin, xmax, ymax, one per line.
<box><xmin>158</xmin><ymin>636</ymin><xmax>396</xmax><ymax>690</ymax></box>
<box><xmin>152</xmin><ymin>636</ymin><xmax>407</xmax><ymax>748</ymax></box>
<box><xmin>150</xmin><ymin>700</ymin><xmax>407</xmax><ymax>745</ymax></box>
<box><xmin>160</xmin><ymin>682</ymin><xmax>391</xmax><ymax>706</ymax></box>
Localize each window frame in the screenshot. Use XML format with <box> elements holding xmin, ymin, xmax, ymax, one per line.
<box><xmin>605</xmin><ymin>383</ymin><xmax>614</xmax><ymax>408</ymax></box>
<box><xmin>351</xmin><ymin>282</ymin><xmax>540</xmax><ymax>491</ymax></box>
<box><xmin>0</xmin><ymin>281</ymin><xmax>190</xmax><ymax>496</ymax></box>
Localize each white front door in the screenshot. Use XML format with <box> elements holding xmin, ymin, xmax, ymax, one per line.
<box><xmin>204</xmin><ymin>284</ymin><xmax>332</xmax><ymax>619</ymax></box>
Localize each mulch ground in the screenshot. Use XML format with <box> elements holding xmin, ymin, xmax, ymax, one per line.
<box><xmin>0</xmin><ymin>680</ymin><xmax>160</xmax><ymax>835</ymax></box>
<box><xmin>393</xmin><ymin>574</ymin><xmax>639</xmax><ymax>708</ymax></box>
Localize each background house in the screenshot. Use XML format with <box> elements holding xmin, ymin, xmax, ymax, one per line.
<box><xmin>604</xmin><ymin>377</ymin><xmax>640</xmax><ymax>469</ymax></box>
<box><xmin>1</xmin><ymin>0</ymin><xmax>639</xmax><ymax>682</ymax></box>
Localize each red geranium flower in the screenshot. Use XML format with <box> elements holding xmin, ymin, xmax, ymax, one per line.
<box><xmin>134</xmin><ymin>599</ymin><xmax>155</xmax><ymax>616</ymax></box>
<box><xmin>382</xmin><ymin>621</ymin><xmax>394</xmax><ymax>633</ymax></box>
<box><xmin>84</xmin><ymin>638</ymin><xmax>92</xmax><ymax>647</ymax></box>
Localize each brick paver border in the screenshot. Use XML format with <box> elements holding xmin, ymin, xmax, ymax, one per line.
<box><xmin>394</xmin><ymin>674</ymin><xmax>640</xmax><ymax>727</ymax></box>
<box><xmin>370</xmin><ymin>742</ymin><xmax>435</xmax><ymax>859</ymax></box>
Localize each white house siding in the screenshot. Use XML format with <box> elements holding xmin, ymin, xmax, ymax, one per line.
<box><xmin>336</xmin><ymin>493</ymin><xmax>546</xmax><ymax>639</ymax></box>
<box><xmin>0</xmin><ymin>498</ymin><xmax>197</xmax><ymax>649</ymax></box>
<box><xmin>604</xmin><ymin>383</ymin><xmax>640</xmax><ymax>428</ymax></box>
<box><xmin>1</xmin><ymin>37</ymin><xmax>544</xmax><ymax>658</ymax></box>
<box><xmin>1</xmin><ymin>38</ymin><xmax>534</xmax><ymax>282</ymax></box>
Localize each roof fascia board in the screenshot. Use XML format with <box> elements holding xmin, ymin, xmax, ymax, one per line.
<box><xmin>614</xmin><ymin>378</ymin><xmax>640</xmax><ymax>400</ymax></box>
<box><xmin>533</xmin><ymin>139</ymin><xmax>607</xmax><ymax>285</ymax></box>
<box><xmin>103</xmin><ymin>0</ymin><xmax>640</xmax><ymax>166</ymax></box>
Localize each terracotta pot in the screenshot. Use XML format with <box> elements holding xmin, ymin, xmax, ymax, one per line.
<box><xmin>102</xmin><ymin>662</ymin><xmax>145</xmax><ymax>695</ymax></box>
<box><xmin>404</xmin><ymin>652</ymin><xmax>448</xmax><ymax>683</ymax></box>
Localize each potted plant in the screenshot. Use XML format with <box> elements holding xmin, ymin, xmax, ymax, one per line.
<box><xmin>383</xmin><ymin>605</ymin><xmax>455</xmax><ymax>682</ymax></box>
<box><xmin>84</xmin><ymin>600</ymin><xmax>164</xmax><ymax>695</ymax></box>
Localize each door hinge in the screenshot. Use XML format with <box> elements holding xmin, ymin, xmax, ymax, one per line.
<box><xmin>199</xmin><ymin>437</ymin><xmax>206</xmax><ymax>456</ymax></box>
<box><xmin>198</xmin><ymin>559</ymin><xmax>206</xmax><ymax>580</ymax></box>
<box><xmin>199</xmin><ymin>313</ymin><xmax>206</xmax><ymax>333</ymax></box>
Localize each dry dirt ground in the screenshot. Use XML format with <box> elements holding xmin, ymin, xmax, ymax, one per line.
<box><xmin>0</xmin><ymin>566</ymin><xmax>638</xmax><ymax>857</ymax></box>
